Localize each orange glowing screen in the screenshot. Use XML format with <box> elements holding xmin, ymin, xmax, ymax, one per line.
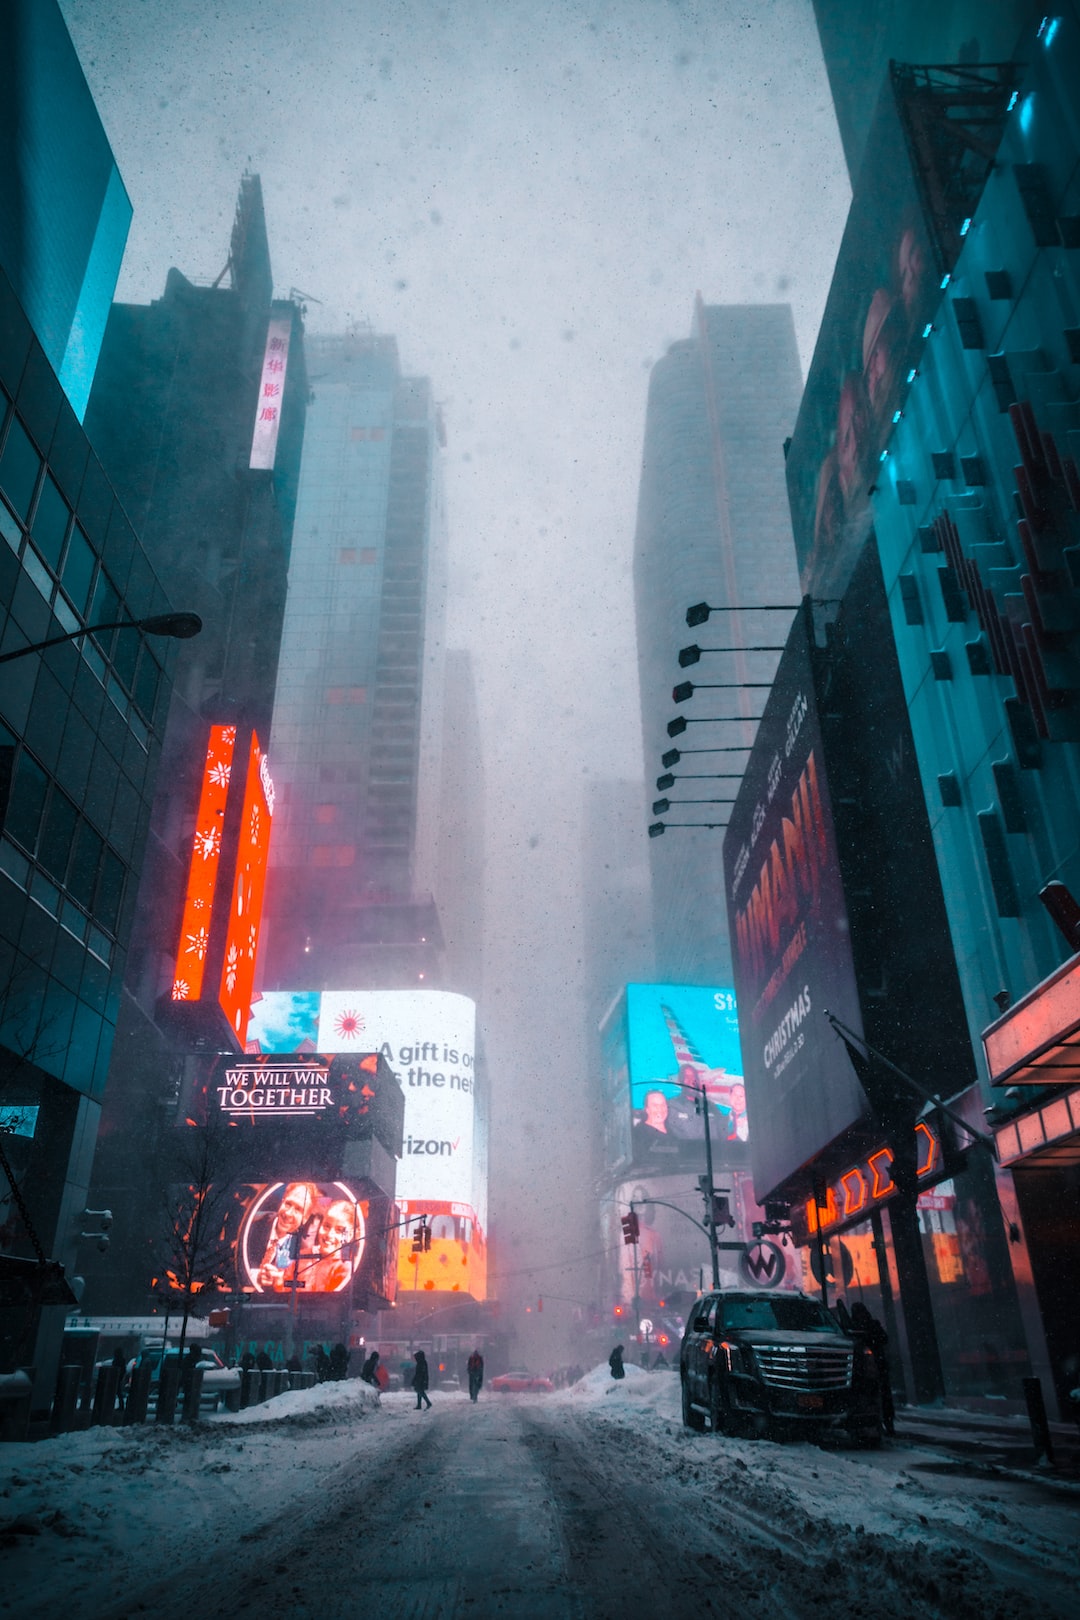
<box><xmin>218</xmin><ymin>732</ymin><xmax>273</xmax><ymax>1044</ymax></box>
<box><xmin>171</xmin><ymin>725</ymin><xmax>237</xmax><ymax>1002</ymax></box>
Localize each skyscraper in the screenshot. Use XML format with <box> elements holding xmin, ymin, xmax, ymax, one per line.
<box><xmin>633</xmin><ymin>301</ymin><xmax>803</xmax><ymax>984</ymax></box>
<box><xmin>260</xmin><ymin>329</ymin><xmax>447</xmax><ymax>992</ymax></box>
<box><xmin>0</xmin><ymin>0</ymin><xmax>132</xmax><ymax>421</ymax></box>
<box><xmin>78</xmin><ymin>177</ymin><xmax>308</xmax><ymax>1314</ymax></box>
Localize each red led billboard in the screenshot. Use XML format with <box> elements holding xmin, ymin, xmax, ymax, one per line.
<box><xmin>171</xmin><ymin>725</ymin><xmax>236</xmax><ymax>1004</ymax></box>
<box><xmin>218</xmin><ymin>731</ymin><xmax>273</xmax><ymax>1044</ymax></box>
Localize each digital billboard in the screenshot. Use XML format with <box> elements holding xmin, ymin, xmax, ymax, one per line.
<box><xmin>169</xmin><ymin>724</ymin><xmax>273</xmax><ymax>1048</ymax></box>
<box><xmin>171</xmin><ymin>724</ymin><xmax>236</xmax><ymax>1004</ymax></box>
<box><xmin>218</xmin><ymin>731</ymin><xmax>273</xmax><ymax>1042</ymax></box>
<box><xmin>626</xmin><ymin>985</ymin><xmax>746</xmax><ymax>1174</ymax></box>
<box><xmin>723</xmin><ymin>606</ymin><xmax>867</xmax><ymax>1202</ymax></box>
<box><xmin>245</xmin><ymin>990</ymin><xmax>486</xmax><ymax>1297</ymax></box>
<box><xmin>240</xmin><ymin>1180</ymin><xmax>365</xmax><ymax>1293</ymax></box>
<box><xmin>785</xmin><ymin>74</ymin><xmax>938</xmax><ymax>602</ymax></box>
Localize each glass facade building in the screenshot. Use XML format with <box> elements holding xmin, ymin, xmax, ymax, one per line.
<box><xmin>0</xmin><ymin>1</ymin><xmax>132</xmax><ymax>421</ymax></box>
<box><xmin>261</xmin><ymin>329</ymin><xmax>447</xmax><ymax>991</ymax></box>
<box><xmin>633</xmin><ymin>301</ymin><xmax>803</xmax><ymax>984</ymax></box>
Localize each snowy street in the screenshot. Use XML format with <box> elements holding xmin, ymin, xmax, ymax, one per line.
<box><xmin>2</xmin><ymin>1367</ymin><xmax>1077</xmax><ymax>1619</ymax></box>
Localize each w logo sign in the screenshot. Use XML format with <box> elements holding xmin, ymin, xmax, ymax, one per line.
<box><xmin>739</xmin><ymin>1240</ymin><xmax>786</xmax><ymax>1288</ymax></box>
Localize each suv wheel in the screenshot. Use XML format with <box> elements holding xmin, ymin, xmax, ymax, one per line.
<box><xmin>709</xmin><ymin>1377</ymin><xmax>733</xmax><ymax>1437</ymax></box>
<box><xmin>681</xmin><ymin>1374</ymin><xmax>705</xmax><ymax>1431</ymax></box>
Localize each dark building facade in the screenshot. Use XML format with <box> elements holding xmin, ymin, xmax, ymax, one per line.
<box><xmin>738</xmin><ymin>3</ymin><xmax>1080</xmax><ymax>1414</ymax></box>
<box><xmin>634</xmin><ymin>301</ymin><xmax>803</xmax><ymax>984</ymax></box>
<box><xmin>0</xmin><ymin>273</ymin><xmax>178</xmax><ymax>1397</ymax></box>
<box><xmin>77</xmin><ymin>177</ymin><xmax>309</xmax><ymax>1316</ymax></box>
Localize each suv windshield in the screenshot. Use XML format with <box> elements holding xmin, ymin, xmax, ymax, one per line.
<box><xmin>717</xmin><ymin>1297</ymin><xmax>840</xmax><ymax>1334</ymax></box>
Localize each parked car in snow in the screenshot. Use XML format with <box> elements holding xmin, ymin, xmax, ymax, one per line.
<box><xmin>488</xmin><ymin>1369</ymin><xmax>555</xmax><ymax>1394</ymax></box>
<box><xmin>680</xmin><ymin>1290</ymin><xmax>882</xmax><ymax>1445</ymax></box>
<box><xmin>134</xmin><ymin>1346</ymin><xmax>241</xmax><ymax>1394</ymax></box>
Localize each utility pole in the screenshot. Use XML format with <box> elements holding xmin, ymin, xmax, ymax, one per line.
<box><xmin>679</xmin><ymin>1078</ymin><xmax>721</xmax><ymax>1288</ymax></box>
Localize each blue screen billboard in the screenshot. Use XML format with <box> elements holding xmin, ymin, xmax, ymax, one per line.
<box><xmin>626</xmin><ymin>985</ymin><xmax>746</xmax><ymax>1172</ymax></box>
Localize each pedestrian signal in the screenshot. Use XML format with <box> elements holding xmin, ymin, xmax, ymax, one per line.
<box><xmin>621</xmin><ymin>1211</ymin><xmax>640</xmax><ymax>1245</ymax></box>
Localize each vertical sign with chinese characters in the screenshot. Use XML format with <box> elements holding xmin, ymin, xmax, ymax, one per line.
<box><xmin>218</xmin><ymin>732</ymin><xmax>274</xmax><ymax>1043</ymax></box>
<box><xmin>249</xmin><ymin>315</ymin><xmax>291</xmax><ymax>471</ymax></box>
<box><xmin>171</xmin><ymin>725</ymin><xmax>237</xmax><ymax>1003</ymax></box>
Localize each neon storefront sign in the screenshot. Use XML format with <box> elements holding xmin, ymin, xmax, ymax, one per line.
<box><xmin>804</xmin><ymin>1120</ymin><xmax>941</xmax><ymax>1235</ymax></box>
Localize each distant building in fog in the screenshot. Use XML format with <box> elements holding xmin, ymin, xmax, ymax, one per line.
<box><xmin>633</xmin><ymin>300</ymin><xmax>802</xmax><ymax>984</ymax></box>
<box><xmin>260</xmin><ymin>329</ymin><xmax>449</xmax><ymax>992</ymax></box>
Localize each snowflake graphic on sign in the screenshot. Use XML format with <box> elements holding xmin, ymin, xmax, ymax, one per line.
<box><xmin>185</xmin><ymin>928</ymin><xmax>209</xmax><ymax>961</ymax></box>
<box><xmin>171</xmin><ymin>979</ymin><xmax>190</xmax><ymax>1001</ymax></box>
<box><xmin>223</xmin><ymin>943</ymin><xmax>240</xmax><ymax>993</ymax></box>
<box><xmin>249</xmin><ymin>803</ymin><xmax>260</xmax><ymax>845</ymax></box>
<box><xmin>247</xmin><ymin>922</ymin><xmax>258</xmax><ymax>959</ymax></box>
<box><xmin>194</xmin><ymin>826</ymin><xmax>221</xmax><ymax>861</ymax></box>
<box><xmin>334</xmin><ymin>1009</ymin><xmax>365</xmax><ymax>1040</ymax></box>
<box><xmin>208</xmin><ymin>761</ymin><xmax>231</xmax><ymax>788</ymax></box>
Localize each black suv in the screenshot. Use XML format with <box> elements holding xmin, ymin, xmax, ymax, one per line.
<box><xmin>680</xmin><ymin>1290</ymin><xmax>882</xmax><ymax>1445</ymax></box>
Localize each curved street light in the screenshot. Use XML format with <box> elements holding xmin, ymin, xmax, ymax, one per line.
<box><xmin>0</xmin><ymin>611</ymin><xmax>203</xmax><ymax>665</ymax></box>
<box><xmin>648</xmin><ymin>820</ymin><xmax>727</xmax><ymax>837</ymax></box>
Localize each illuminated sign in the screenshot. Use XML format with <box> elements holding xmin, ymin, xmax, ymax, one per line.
<box><xmin>246</xmin><ymin>991</ymin><xmax>486</xmax><ymax>1297</ymax></box>
<box><xmin>249</xmin><ymin>314</ymin><xmax>292</xmax><ymax>471</ymax></box>
<box><xmin>218</xmin><ymin>731</ymin><xmax>273</xmax><ymax>1045</ymax></box>
<box><xmin>982</xmin><ymin>953</ymin><xmax>1080</xmax><ymax>1085</ymax></box>
<box><xmin>238</xmin><ymin>1180</ymin><xmax>364</xmax><ymax>1294</ymax></box>
<box><xmin>171</xmin><ymin>725</ymin><xmax>236</xmax><ymax>1003</ymax></box>
<box><xmin>396</xmin><ymin>1197</ymin><xmax>486</xmax><ymax>1298</ymax></box>
<box><xmin>625</xmin><ymin>986</ymin><xmax>746</xmax><ymax>1172</ymax></box>
<box><xmin>795</xmin><ymin>1120</ymin><xmax>942</xmax><ymax>1240</ymax></box>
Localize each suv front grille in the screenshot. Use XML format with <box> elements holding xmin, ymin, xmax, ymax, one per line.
<box><xmin>750</xmin><ymin>1343</ymin><xmax>853</xmax><ymax>1391</ymax></box>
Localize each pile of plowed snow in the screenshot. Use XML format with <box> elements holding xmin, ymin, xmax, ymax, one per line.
<box><xmin>567</xmin><ymin>1361</ymin><xmax>680</xmax><ymax>1419</ymax></box>
<box><xmin>206</xmin><ymin>1377</ymin><xmax>381</xmax><ymax>1427</ymax></box>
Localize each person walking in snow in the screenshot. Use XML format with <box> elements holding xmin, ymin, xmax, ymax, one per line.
<box><xmin>467</xmin><ymin>1348</ymin><xmax>484</xmax><ymax>1402</ymax></box>
<box><xmin>413</xmin><ymin>1350</ymin><xmax>433</xmax><ymax>1410</ymax></box>
<box><xmin>850</xmin><ymin>1302</ymin><xmax>895</xmax><ymax>1436</ymax></box>
<box><xmin>609</xmin><ymin>1344</ymin><xmax>625</xmax><ymax>1380</ymax></box>
<box><xmin>361</xmin><ymin>1350</ymin><xmax>380</xmax><ymax>1387</ymax></box>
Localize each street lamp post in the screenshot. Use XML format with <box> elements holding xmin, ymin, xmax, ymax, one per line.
<box><xmin>0</xmin><ymin>611</ymin><xmax>203</xmax><ymax>665</ymax></box>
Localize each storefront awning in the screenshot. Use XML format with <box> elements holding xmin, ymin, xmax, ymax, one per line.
<box><xmin>993</xmin><ymin>1090</ymin><xmax>1080</xmax><ymax>1167</ymax></box>
<box><xmin>981</xmin><ymin>952</ymin><xmax>1080</xmax><ymax>1086</ymax></box>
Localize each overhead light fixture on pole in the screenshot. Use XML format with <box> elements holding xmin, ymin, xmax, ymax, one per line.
<box><xmin>0</xmin><ymin>611</ymin><xmax>203</xmax><ymax>665</ymax></box>
<box><xmin>668</xmin><ymin>714</ymin><xmax>764</xmax><ymax>738</ymax></box>
<box><xmin>678</xmin><ymin>642</ymin><xmax>786</xmax><ymax>668</ymax></box>
<box><xmin>652</xmin><ymin>797</ymin><xmax>735</xmax><ymax>816</ymax></box>
<box><xmin>662</xmin><ymin>745</ymin><xmax>751</xmax><ymax>768</ymax></box>
<box><xmin>649</xmin><ymin>820</ymin><xmax>727</xmax><ymax>838</ymax></box>
<box><xmin>673</xmin><ymin>679</ymin><xmax>773</xmax><ymax>704</ymax></box>
<box><xmin>685</xmin><ymin>602</ymin><xmax>798</xmax><ymax>627</ymax></box>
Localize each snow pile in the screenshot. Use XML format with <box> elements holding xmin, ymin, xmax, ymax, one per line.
<box><xmin>568</xmin><ymin>1360</ymin><xmax>680</xmax><ymax>1418</ymax></box>
<box><xmin>205</xmin><ymin>1376</ymin><xmax>381</xmax><ymax>1427</ymax></box>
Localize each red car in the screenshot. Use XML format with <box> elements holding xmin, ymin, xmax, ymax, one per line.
<box><xmin>488</xmin><ymin>1369</ymin><xmax>555</xmax><ymax>1394</ymax></box>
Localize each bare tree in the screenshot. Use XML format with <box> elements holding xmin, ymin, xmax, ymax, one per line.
<box><xmin>154</xmin><ymin>1110</ymin><xmax>239</xmax><ymax>1359</ymax></box>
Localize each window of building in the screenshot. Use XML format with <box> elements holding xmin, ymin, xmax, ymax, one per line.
<box><xmin>312</xmin><ymin>844</ymin><xmax>355</xmax><ymax>867</ymax></box>
<box><xmin>0</xmin><ymin>413</ymin><xmax>41</xmax><ymax>521</ymax></box>
<box><xmin>314</xmin><ymin>804</ymin><xmax>337</xmax><ymax>824</ymax></box>
<box><xmin>360</xmin><ymin>548</ymin><xmax>377</xmax><ymax>564</ymax></box>
<box><xmin>31</xmin><ymin>475</ymin><xmax>71</xmax><ymax>571</ymax></box>
<box><xmin>339</xmin><ymin>547</ymin><xmax>357</xmax><ymax>564</ymax></box>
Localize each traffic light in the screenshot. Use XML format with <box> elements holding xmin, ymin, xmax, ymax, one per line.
<box><xmin>412</xmin><ymin>1220</ymin><xmax>425</xmax><ymax>1252</ymax></box>
<box><xmin>641</xmin><ymin>1254</ymin><xmax>653</xmax><ymax>1279</ymax></box>
<box><xmin>621</xmin><ymin>1211</ymin><xmax>640</xmax><ymax>1246</ymax></box>
<box><xmin>537</xmin><ymin>1296</ymin><xmax>543</xmax><ymax>1313</ymax></box>
<box><xmin>711</xmin><ymin>1193</ymin><xmax>734</xmax><ymax>1229</ymax></box>
<box><xmin>423</xmin><ymin>1222</ymin><xmax>432</xmax><ymax>1251</ymax></box>
<box><xmin>613</xmin><ymin>1303</ymin><xmax>626</xmax><ymax>1318</ymax></box>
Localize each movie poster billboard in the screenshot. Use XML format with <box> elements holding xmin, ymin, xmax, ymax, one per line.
<box><xmin>786</xmin><ymin>74</ymin><xmax>938</xmax><ymax>601</ymax></box>
<box><xmin>626</xmin><ymin>985</ymin><xmax>746</xmax><ymax>1174</ymax></box>
<box><xmin>723</xmin><ymin>607</ymin><xmax>867</xmax><ymax>1202</ymax></box>
<box><xmin>245</xmin><ymin>990</ymin><xmax>486</xmax><ymax>1298</ymax></box>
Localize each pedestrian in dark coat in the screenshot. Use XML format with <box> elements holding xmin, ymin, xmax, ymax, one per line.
<box><xmin>315</xmin><ymin>1345</ymin><xmax>332</xmax><ymax>1382</ymax></box>
<box><xmin>330</xmin><ymin>1342</ymin><xmax>349</xmax><ymax>1381</ymax></box>
<box><xmin>361</xmin><ymin>1350</ymin><xmax>380</xmax><ymax>1387</ymax></box>
<box><xmin>609</xmin><ymin>1345</ymin><xmax>625</xmax><ymax>1380</ymax></box>
<box><xmin>467</xmin><ymin>1348</ymin><xmax>484</xmax><ymax>1402</ymax></box>
<box><xmin>111</xmin><ymin>1346</ymin><xmax>129</xmax><ymax>1412</ymax></box>
<box><xmin>413</xmin><ymin>1350</ymin><xmax>432</xmax><ymax>1409</ymax></box>
<box><xmin>850</xmin><ymin>1302</ymin><xmax>895</xmax><ymax>1435</ymax></box>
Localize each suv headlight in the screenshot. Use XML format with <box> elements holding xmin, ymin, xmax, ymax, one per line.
<box><xmin>719</xmin><ymin>1339</ymin><xmax>748</xmax><ymax>1375</ymax></box>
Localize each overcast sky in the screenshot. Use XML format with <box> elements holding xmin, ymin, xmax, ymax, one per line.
<box><xmin>61</xmin><ymin>0</ymin><xmax>850</xmax><ymax>1346</ymax></box>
